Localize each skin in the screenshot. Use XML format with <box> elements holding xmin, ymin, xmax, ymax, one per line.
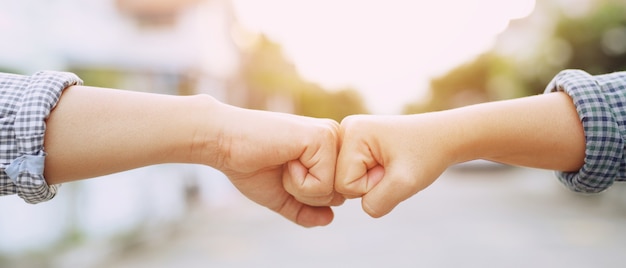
<box><xmin>43</xmin><ymin>85</ymin><xmax>344</xmax><ymax>227</ymax></box>
<box><xmin>335</xmin><ymin>92</ymin><xmax>586</xmax><ymax>218</ymax></box>
<box><xmin>42</xmin><ymin>86</ymin><xmax>586</xmax><ymax>225</ymax></box>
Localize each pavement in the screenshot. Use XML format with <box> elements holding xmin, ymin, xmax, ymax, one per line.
<box><xmin>54</xmin><ymin>163</ymin><xmax>626</xmax><ymax>268</ymax></box>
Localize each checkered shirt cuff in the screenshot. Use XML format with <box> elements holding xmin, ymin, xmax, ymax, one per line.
<box><xmin>0</xmin><ymin>71</ymin><xmax>83</xmax><ymax>203</ymax></box>
<box><xmin>544</xmin><ymin>69</ymin><xmax>626</xmax><ymax>193</ymax></box>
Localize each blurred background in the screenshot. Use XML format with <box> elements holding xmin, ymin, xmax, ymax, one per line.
<box><xmin>1</xmin><ymin>0</ymin><xmax>626</xmax><ymax>267</ymax></box>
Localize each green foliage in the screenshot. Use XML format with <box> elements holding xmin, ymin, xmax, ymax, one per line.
<box><xmin>404</xmin><ymin>0</ymin><xmax>626</xmax><ymax>114</ymax></box>
<box><xmin>297</xmin><ymin>86</ymin><xmax>368</xmax><ymax>121</ymax></box>
<box><xmin>0</xmin><ymin>66</ymin><xmax>25</xmax><ymax>75</ymax></box>
<box><xmin>238</xmin><ymin>36</ymin><xmax>302</xmax><ymax>96</ymax></box>
<box><xmin>552</xmin><ymin>0</ymin><xmax>626</xmax><ymax>75</ymax></box>
<box><xmin>68</xmin><ymin>67</ymin><xmax>123</xmax><ymax>89</ymax></box>
<box><xmin>236</xmin><ymin>35</ymin><xmax>369</xmax><ymax>120</ymax></box>
<box><xmin>404</xmin><ymin>53</ymin><xmax>525</xmax><ymax>113</ymax></box>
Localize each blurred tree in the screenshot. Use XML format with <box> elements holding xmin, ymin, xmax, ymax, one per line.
<box><xmin>404</xmin><ymin>0</ymin><xmax>626</xmax><ymax>114</ymax></box>
<box><xmin>297</xmin><ymin>85</ymin><xmax>368</xmax><ymax>121</ymax></box>
<box><xmin>405</xmin><ymin>54</ymin><xmax>493</xmax><ymax>113</ymax></box>
<box><xmin>68</xmin><ymin>67</ymin><xmax>124</xmax><ymax>89</ymax></box>
<box><xmin>235</xmin><ymin>35</ymin><xmax>368</xmax><ymax>121</ymax></box>
<box><xmin>403</xmin><ymin>53</ymin><xmax>524</xmax><ymax>113</ymax></box>
<box><xmin>551</xmin><ymin>0</ymin><xmax>626</xmax><ymax>75</ymax></box>
<box><xmin>0</xmin><ymin>67</ymin><xmax>24</xmax><ymax>75</ymax></box>
<box><xmin>236</xmin><ymin>35</ymin><xmax>302</xmax><ymax>110</ymax></box>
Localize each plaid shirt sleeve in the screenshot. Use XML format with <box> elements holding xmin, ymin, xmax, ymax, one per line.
<box><xmin>0</xmin><ymin>71</ymin><xmax>82</xmax><ymax>204</ymax></box>
<box><xmin>544</xmin><ymin>69</ymin><xmax>626</xmax><ymax>193</ymax></box>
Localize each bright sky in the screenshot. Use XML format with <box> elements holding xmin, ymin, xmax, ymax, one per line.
<box><xmin>232</xmin><ymin>0</ymin><xmax>536</xmax><ymax>114</ymax></box>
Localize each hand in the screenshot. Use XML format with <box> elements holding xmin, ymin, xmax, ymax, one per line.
<box><xmin>210</xmin><ymin>102</ymin><xmax>344</xmax><ymax>227</ymax></box>
<box><xmin>42</xmin><ymin>88</ymin><xmax>343</xmax><ymax>227</ymax></box>
<box><xmin>335</xmin><ymin>114</ymin><xmax>458</xmax><ymax>218</ymax></box>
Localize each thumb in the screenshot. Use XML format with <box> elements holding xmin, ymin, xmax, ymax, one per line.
<box><xmin>335</xmin><ymin>141</ymin><xmax>383</xmax><ymax>199</ymax></box>
<box><xmin>360</xmin><ymin>163</ymin><xmax>420</xmax><ymax>218</ymax></box>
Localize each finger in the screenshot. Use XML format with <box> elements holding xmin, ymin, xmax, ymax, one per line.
<box><xmin>283</xmin><ymin>160</ymin><xmax>336</xmax><ymax>206</ymax></box>
<box><xmin>360</xmin><ymin>164</ymin><xmax>420</xmax><ymax>218</ymax></box>
<box><xmin>335</xmin><ymin>135</ymin><xmax>380</xmax><ymax>198</ymax></box>
<box><xmin>296</xmin><ymin>205</ymin><xmax>335</xmax><ymax>227</ymax></box>
<box><xmin>285</xmin><ymin>121</ymin><xmax>338</xmax><ymax>201</ymax></box>
<box><xmin>302</xmin><ymin>121</ymin><xmax>339</xmax><ymax>194</ymax></box>
<box><xmin>297</xmin><ymin>190</ymin><xmax>346</xmax><ymax>207</ymax></box>
<box><xmin>328</xmin><ymin>191</ymin><xmax>346</xmax><ymax>206</ymax></box>
<box><xmin>291</xmin><ymin>191</ymin><xmax>345</xmax><ymax>207</ymax></box>
<box><xmin>274</xmin><ymin>195</ymin><xmax>335</xmax><ymax>227</ymax></box>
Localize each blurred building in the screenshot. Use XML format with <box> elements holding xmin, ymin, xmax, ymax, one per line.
<box><xmin>1</xmin><ymin>0</ymin><xmax>247</xmax><ymax>98</ymax></box>
<box><xmin>0</xmin><ymin>0</ymin><xmax>248</xmax><ymax>263</ymax></box>
<box><xmin>78</xmin><ymin>0</ymin><xmax>239</xmax><ymax>98</ymax></box>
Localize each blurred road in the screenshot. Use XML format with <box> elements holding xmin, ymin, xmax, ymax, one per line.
<box><xmin>57</xmin><ymin>163</ymin><xmax>626</xmax><ymax>268</ymax></box>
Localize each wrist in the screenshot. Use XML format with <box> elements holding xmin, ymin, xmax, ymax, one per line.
<box><xmin>187</xmin><ymin>94</ymin><xmax>231</xmax><ymax>170</ymax></box>
<box><xmin>384</xmin><ymin>112</ymin><xmax>473</xmax><ymax>168</ymax></box>
<box><xmin>435</xmin><ymin>109</ymin><xmax>485</xmax><ymax>165</ymax></box>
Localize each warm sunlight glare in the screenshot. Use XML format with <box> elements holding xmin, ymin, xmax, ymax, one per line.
<box><xmin>232</xmin><ymin>0</ymin><xmax>536</xmax><ymax>114</ymax></box>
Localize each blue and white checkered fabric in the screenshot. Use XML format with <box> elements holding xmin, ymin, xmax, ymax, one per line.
<box><xmin>0</xmin><ymin>71</ymin><xmax>82</xmax><ymax>204</ymax></box>
<box><xmin>545</xmin><ymin>69</ymin><xmax>626</xmax><ymax>193</ymax></box>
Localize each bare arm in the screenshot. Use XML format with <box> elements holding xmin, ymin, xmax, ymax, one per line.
<box><xmin>451</xmin><ymin>92</ymin><xmax>585</xmax><ymax>171</ymax></box>
<box><xmin>43</xmin><ymin>86</ymin><xmax>211</xmax><ymax>182</ymax></box>
<box><xmin>44</xmin><ymin>85</ymin><xmax>343</xmax><ymax>227</ymax></box>
<box><xmin>335</xmin><ymin>92</ymin><xmax>585</xmax><ymax>218</ymax></box>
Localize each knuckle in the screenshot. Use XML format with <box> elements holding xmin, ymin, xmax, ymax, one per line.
<box><xmin>334</xmin><ymin>180</ymin><xmax>363</xmax><ymax>197</ymax></box>
<box><xmin>339</xmin><ymin>115</ymin><xmax>372</xmax><ymax>139</ymax></box>
<box><xmin>340</xmin><ymin>114</ymin><xmax>368</xmax><ymax>128</ymax></box>
<box><xmin>294</xmin><ymin>175</ymin><xmax>334</xmax><ymax>197</ymax></box>
<box><xmin>339</xmin><ymin>114</ymin><xmax>359</xmax><ymax>125</ymax></box>
<box><xmin>311</xmin><ymin>181</ymin><xmax>335</xmax><ymax>196</ymax></box>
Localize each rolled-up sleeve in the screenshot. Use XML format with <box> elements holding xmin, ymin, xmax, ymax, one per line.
<box><xmin>544</xmin><ymin>69</ymin><xmax>626</xmax><ymax>193</ymax></box>
<box><xmin>0</xmin><ymin>71</ymin><xmax>82</xmax><ymax>204</ymax></box>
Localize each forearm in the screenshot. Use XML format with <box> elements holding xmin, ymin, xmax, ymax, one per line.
<box><xmin>43</xmin><ymin>86</ymin><xmax>222</xmax><ymax>184</ymax></box>
<box><xmin>448</xmin><ymin>92</ymin><xmax>585</xmax><ymax>171</ymax></box>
